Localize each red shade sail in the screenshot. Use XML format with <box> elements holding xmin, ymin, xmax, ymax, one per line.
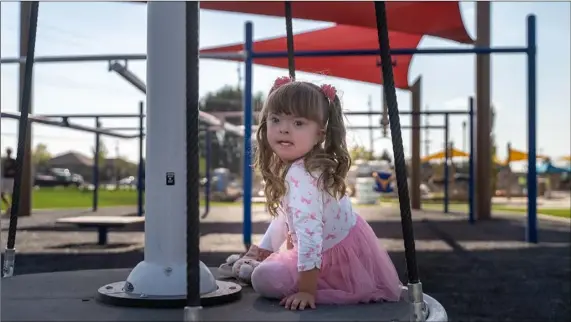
<box><xmin>201</xmin><ymin>25</ymin><xmax>422</xmax><ymax>89</ymax></box>
<box><xmin>200</xmin><ymin>1</ymin><xmax>473</xmax><ymax>44</ymax></box>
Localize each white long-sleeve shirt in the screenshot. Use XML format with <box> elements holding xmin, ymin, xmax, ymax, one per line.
<box><xmin>259</xmin><ymin>212</ymin><xmax>288</xmax><ymax>252</ymax></box>
<box><xmin>259</xmin><ymin>159</ymin><xmax>358</xmax><ymax>272</ymax></box>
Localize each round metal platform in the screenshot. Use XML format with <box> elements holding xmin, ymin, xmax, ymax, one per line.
<box><xmin>1</xmin><ymin>268</ymin><xmax>448</xmax><ymax>322</ymax></box>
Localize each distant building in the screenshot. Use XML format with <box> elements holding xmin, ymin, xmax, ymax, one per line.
<box><xmin>44</xmin><ymin>151</ymin><xmax>140</xmax><ymax>183</ymax></box>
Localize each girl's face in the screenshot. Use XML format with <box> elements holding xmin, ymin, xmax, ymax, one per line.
<box><xmin>266</xmin><ymin>113</ymin><xmax>323</xmax><ymax>162</ymax></box>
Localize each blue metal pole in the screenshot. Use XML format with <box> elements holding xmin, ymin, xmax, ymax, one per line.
<box><xmin>250</xmin><ymin>47</ymin><xmax>529</xmax><ymax>59</ymax></box>
<box><xmin>526</xmin><ymin>15</ymin><xmax>538</xmax><ymax>244</ymax></box>
<box><xmin>204</xmin><ymin>130</ymin><xmax>211</xmax><ymax>217</ymax></box>
<box><xmin>468</xmin><ymin>97</ymin><xmax>475</xmax><ymax>224</ymax></box>
<box><xmin>92</xmin><ymin>117</ymin><xmax>100</xmax><ymax>212</ymax></box>
<box><xmin>137</xmin><ymin>101</ymin><xmax>144</xmax><ymax>217</ymax></box>
<box><xmin>242</xmin><ymin>21</ymin><xmax>254</xmax><ymax>250</ymax></box>
<box><xmin>444</xmin><ymin>114</ymin><xmax>450</xmax><ymax>214</ymax></box>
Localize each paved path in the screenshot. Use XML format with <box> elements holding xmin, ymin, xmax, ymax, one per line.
<box><xmin>1</xmin><ymin>205</ymin><xmax>569</xmax><ymax>321</ymax></box>
<box><xmin>493</xmin><ymin>190</ymin><xmax>571</xmax><ymax>208</ymax></box>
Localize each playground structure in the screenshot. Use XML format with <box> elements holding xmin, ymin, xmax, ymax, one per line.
<box><xmin>419</xmin><ymin>142</ymin><xmax>569</xmax><ymax>200</ymax></box>
<box><xmin>196</xmin><ymin>15</ymin><xmax>538</xmax><ymax>242</ymax></box>
<box><xmin>0</xmin><ymin>111</ymin><xmax>144</xmax><ymax>215</ymax></box>
<box><xmin>2</xmin><ymin>7</ymin><xmax>540</xmax><ymax>241</ymax></box>
<box><xmin>212</xmin><ymin>105</ymin><xmax>474</xmax><ymax>215</ymax></box>
<box><xmin>2</xmin><ymin>106</ymin><xmax>220</xmax><ymax>219</ymax></box>
<box><xmin>344</xmin><ymin>105</ymin><xmax>474</xmax><ymax>214</ymax></box>
<box><xmin>33</xmin><ymin>108</ymin><xmax>146</xmax><ymax>216</ymax></box>
<box><xmin>1</xmin><ymin>2</ymin><xmax>542</xmax><ymax>322</ymax></box>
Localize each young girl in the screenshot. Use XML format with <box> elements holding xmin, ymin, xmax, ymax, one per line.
<box><xmin>249</xmin><ymin>76</ymin><xmax>403</xmax><ymax>310</ymax></box>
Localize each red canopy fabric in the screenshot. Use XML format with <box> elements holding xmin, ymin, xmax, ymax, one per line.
<box><xmin>200</xmin><ymin>1</ymin><xmax>473</xmax><ymax>44</ymax></box>
<box><xmin>201</xmin><ymin>25</ymin><xmax>422</xmax><ymax>89</ymax></box>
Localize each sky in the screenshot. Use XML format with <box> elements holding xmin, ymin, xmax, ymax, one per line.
<box><xmin>1</xmin><ymin>2</ymin><xmax>570</xmax><ymax>168</ymax></box>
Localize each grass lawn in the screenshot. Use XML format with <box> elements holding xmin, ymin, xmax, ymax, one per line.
<box><xmin>2</xmin><ymin>188</ymin><xmax>569</xmax><ymax>219</ymax></box>
<box><xmin>0</xmin><ymin>187</ymin><xmax>235</xmax><ymax>211</ymax></box>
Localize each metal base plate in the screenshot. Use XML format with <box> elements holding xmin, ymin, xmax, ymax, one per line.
<box><xmin>97</xmin><ymin>280</ymin><xmax>242</xmax><ymax>308</ymax></box>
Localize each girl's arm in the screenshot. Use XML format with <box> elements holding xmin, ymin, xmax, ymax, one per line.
<box><xmin>291</xmin><ymin>209</ymin><xmax>323</xmax><ymax>296</ymax></box>
<box><xmin>258</xmin><ymin>213</ymin><xmax>287</xmax><ymax>253</ymax></box>
<box><xmin>242</xmin><ymin>215</ymin><xmax>286</xmax><ymax>262</ymax></box>
<box><xmin>298</xmin><ymin>268</ymin><xmax>320</xmax><ymax>295</ymax></box>
<box><xmin>285</xmin><ymin>165</ymin><xmax>324</xmax><ymax>296</ymax></box>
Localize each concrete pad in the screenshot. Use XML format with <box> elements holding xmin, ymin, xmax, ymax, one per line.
<box><xmin>1</xmin><ymin>268</ymin><xmax>447</xmax><ymax>321</ymax></box>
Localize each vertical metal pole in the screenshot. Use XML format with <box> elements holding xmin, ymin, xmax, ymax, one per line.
<box><xmin>410</xmin><ymin>77</ymin><xmax>422</xmax><ymax>210</ymax></box>
<box><xmin>468</xmin><ymin>97</ymin><xmax>475</xmax><ymax>224</ymax></box>
<box><xmin>93</xmin><ymin>117</ymin><xmax>101</xmax><ymax>212</ymax></box>
<box><xmin>443</xmin><ymin>113</ymin><xmax>450</xmax><ymax>214</ymax></box>
<box><xmin>204</xmin><ymin>131</ymin><xmax>211</xmax><ymax>217</ymax></box>
<box><xmin>242</xmin><ymin>21</ymin><xmax>254</xmax><ymax>250</ymax></box>
<box><xmin>17</xmin><ymin>1</ymin><xmax>34</xmax><ymax>218</ymax></box>
<box><xmin>381</xmin><ymin>86</ymin><xmax>388</xmax><ymax>138</ymax></box>
<box><xmin>137</xmin><ymin>102</ymin><xmax>145</xmax><ymax>217</ymax></box>
<box><xmin>368</xmin><ymin>95</ymin><xmax>374</xmax><ymax>155</ymax></box>
<box><xmin>526</xmin><ymin>15</ymin><xmax>538</xmax><ymax>244</ymax></box>
<box><xmin>475</xmin><ymin>1</ymin><xmax>492</xmax><ymax>221</ymax></box>
<box><xmin>424</xmin><ymin>115</ymin><xmax>430</xmax><ymax>156</ymax></box>
<box><xmin>126</xmin><ymin>0</ymin><xmax>191</xmax><ymax>300</ymax></box>
<box><xmin>506</xmin><ymin>142</ymin><xmax>512</xmax><ymax>200</ymax></box>
<box><xmin>461</xmin><ymin>121</ymin><xmax>467</xmax><ymax>152</ymax></box>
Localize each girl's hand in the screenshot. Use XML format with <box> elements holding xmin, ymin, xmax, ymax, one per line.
<box><xmin>280</xmin><ymin>292</ymin><xmax>316</xmax><ymax>310</ymax></box>
<box><xmin>257</xmin><ymin>248</ymin><xmax>273</xmax><ymax>261</ymax></box>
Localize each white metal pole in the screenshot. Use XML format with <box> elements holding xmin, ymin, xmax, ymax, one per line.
<box><xmin>125</xmin><ymin>1</ymin><xmax>188</xmax><ymax>296</ymax></box>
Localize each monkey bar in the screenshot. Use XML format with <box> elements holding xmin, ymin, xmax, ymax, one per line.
<box><xmin>1</xmin><ymin>111</ymin><xmax>139</xmax><ymax>139</ymax></box>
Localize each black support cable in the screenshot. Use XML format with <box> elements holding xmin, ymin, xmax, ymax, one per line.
<box><xmin>185</xmin><ymin>0</ymin><xmax>201</xmax><ymax>309</ymax></box>
<box><xmin>4</xmin><ymin>2</ymin><xmax>39</xmax><ymax>277</ymax></box>
<box><xmin>373</xmin><ymin>1</ymin><xmax>420</xmax><ymax>284</ymax></box>
<box><xmin>284</xmin><ymin>1</ymin><xmax>296</xmax><ymax>79</ymax></box>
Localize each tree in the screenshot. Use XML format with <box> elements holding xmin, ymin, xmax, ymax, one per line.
<box><xmin>201</xmin><ymin>85</ymin><xmax>265</xmax><ymax>120</ymax></box>
<box><xmin>32</xmin><ymin>143</ymin><xmax>52</xmax><ymax>169</ymax></box>
<box><xmin>114</xmin><ymin>155</ymin><xmax>135</xmax><ymax>177</ymax></box>
<box><xmin>92</xmin><ymin>140</ymin><xmax>108</xmax><ymax>167</ymax></box>
<box><xmin>349</xmin><ymin>145</ymin><xmax>374</xmax><ymax>161</ymax></box>
<box><xmin>200</xmin><ymin>85</ymin><xmax>265</xmax><ymax>176</ymax></box>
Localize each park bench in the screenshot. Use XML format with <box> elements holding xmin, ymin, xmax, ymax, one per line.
<box><xmin>56</xmin><ymin>216</ymin><xmax>145</xmax><ymax>246</ymax></box>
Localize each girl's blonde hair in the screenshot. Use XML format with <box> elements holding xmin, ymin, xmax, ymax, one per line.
<box><xmin>253</xmin><ymin>80</ymin><xmax>351</xmax><ymax>218</ymax></box>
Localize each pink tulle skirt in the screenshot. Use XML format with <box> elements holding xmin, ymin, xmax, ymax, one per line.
<box><xmin>251</xmin><ymin>215</ymin><xmax>403</xmax><ymax>304</ymax></box>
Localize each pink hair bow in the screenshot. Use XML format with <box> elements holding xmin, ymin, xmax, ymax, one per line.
<box><xmin>270</xmin><ymin>76</ymin><xmax>337</xmax><ymax>102</ymax></box>
<box><xmin>320</xmin><ymin>84</ymin><xmax>337</xmax><ymax>102</ymax></box>
<box><xmin>270</xmin><ymin>76</ymin><xmax>293</xmax><ymax>92</ymax></box>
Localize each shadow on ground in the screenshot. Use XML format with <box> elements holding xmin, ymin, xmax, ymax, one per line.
<box><xmin>9</xmin><ymin>215</ymin><xmax>570</xmax><ymax>243</ymax></box>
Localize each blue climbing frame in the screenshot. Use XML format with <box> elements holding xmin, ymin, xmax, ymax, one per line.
<box><xmin>240</xmin><ymin>15</ymin><xmax>538</xmax><ymax>245</ymax></box>
<box><xmin>347</xmin><ymin>110</ymin><xmax>473</xmax><ymax>217</ymax></box>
